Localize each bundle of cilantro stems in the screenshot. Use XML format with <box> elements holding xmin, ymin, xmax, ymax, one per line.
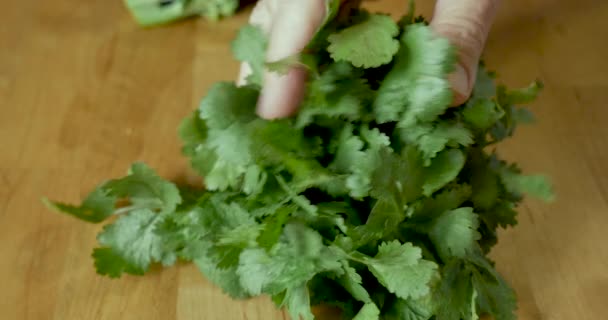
<box><xmin>45</xmin><ymin>3</ymin><xmax>554</xmax><ymax>320</ymax></box>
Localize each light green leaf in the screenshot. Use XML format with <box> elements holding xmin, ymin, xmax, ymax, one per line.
<box><xmin>296</xmin><ymin>62</ymin><xmax>371</xmax><ymax>128</ymax></box>
<box><xmin>423</xmin><ymin>149</ymin><xmax>466</xmax><ymax>196</ymax></box>
<box><xmin>463</xmin><ymin>99</ymin><xmax>505</xmax><ymax>131</ymax></box>
<box><xmin>337</xmin><ymin>263</ymin><xmax>372</xmax><ymax>303</ymax></box>
<box><xmin>328</xmin><ymin>14</ymin><xmax>399</xmax><ymax>68</ymax></box>
<box><xmin>353</xmin><ymin>303</ymin><xmax>381</xmax><ymax>320</ymax></box>
<box><xmin>232</xmin><ymin>24</ymin><xmax>268</xmax><ymax>86</ymax></box>
<box><xmin>400</xmin><ymin>122</ymin><xmax>472</xmax><ymax>164</ymax></box>
<box><xmin>329</xmin><ymin>124</ymin><xmax>388</xmax><ymax>199</ymax></box>
<box><xmin>199</xmin><ymin>82</ymin><xmax>258</xmax><ymax>130</ymax></box>
<box><xmin>429</xmin><ymin>207</ymin><xmax>481</xmax><ymax>260</ymax></box>
<box><xmin>499</xmin><ymin>170</ymin><xmax>555</xmax><ymax>202</ymax></box>
<box><xmin>194</xmin><ymin>253</ymin><xmax>250</xmax><ymax>299</ymax></box>
<box><xmin>374</xmin><ymin>24</ymin><xmax>456</xmax><ymax>124</ymax></box>
<box><xmin>498</xmin><ymin>80</ymin><xmax>544</xmax><ymax>105</ymax></box>
<box><xmin>365</xmin><ymin>241</ymin><xmax>438</xmax><ymax>300</ymax></box>
<box><xmin>282</xmin><ymin>284</ymin><xmax>315</xmax><ymax>320</ymax></box>
<box><xmin>104</xmin><ymin>162</ymin><xmax>182</xmax><ymax>213</ymax></box>
<box><xmin>43</xmin><ymin>186</ymin><xmax>116</xmax><ymax>223</ymax></box>
<box><xmin>237</xmin><ymin>225</ymin><xmax>339</xmax><ymax>295</ymax></box>
<box><xmin>194</xmin><ymin>82</ymin><xmax>259</xmax><ymax>190</ymax></box>
<box><xmin>97</xmin><ymin>209</ymin><xmax>174</xmax><ymax>274</ymax></box>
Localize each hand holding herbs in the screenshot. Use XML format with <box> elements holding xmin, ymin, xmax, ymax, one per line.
<box><xmin>244</xmin><ymin>0</ymin><xmax>501</xmax><ymax>119</ymax></box>
<box><xmin>45</xmin><ymin>3</ymin><xmax>553</xmax><ymax>320</ymax></box>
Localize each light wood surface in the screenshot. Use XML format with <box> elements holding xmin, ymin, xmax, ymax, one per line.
<box><xmin>1</xmin><ymin>0</ymin><xmax>607</xmax><ymax>319</ymax></box>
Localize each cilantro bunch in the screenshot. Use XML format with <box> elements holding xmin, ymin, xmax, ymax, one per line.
<box><xmin>45</xmin><ymin>4</ymin><xmax>553</xmax><ymax>320</ymax></box>
<box><xmin>124</xmin><ymin>0</ymin><xmax>239</xmax><ymax>26</ymax></box>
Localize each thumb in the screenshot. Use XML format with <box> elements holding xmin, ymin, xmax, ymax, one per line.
<box><xmin>430</xmin><ymin>0</ymin><xmax>500</xmax><ymax>105</ymax></box>
<box><xmin>256</xmin><ymin>0</ymin><xmax>327</xmax><ymax>119</ymax></box>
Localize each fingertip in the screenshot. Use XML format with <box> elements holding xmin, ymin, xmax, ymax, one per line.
<box><xmin>256</xmin><ymin>0</ymin><xmax>326</xmax><ymax>119</ymax></box>
<box><xmin>431</xmin><ymin>0</ymin><xmax>499</xmax><ymax>106</ymax></box>
<box><xmin>256</xmin><ymin>67</ymin><xmax>308</xmax><ymax>119</ymax></box>
<box><xmin>448</xmin><ymin>63</ymin><xmax>473</xmax><ymax>106</ymax></box>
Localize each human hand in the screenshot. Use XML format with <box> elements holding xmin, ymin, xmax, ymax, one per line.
<box><xmin>239</xmin><ymin>0</ymin><xmax>501</xmax><ymax>119</ymax></box>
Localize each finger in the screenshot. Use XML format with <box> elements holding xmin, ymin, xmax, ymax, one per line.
<box><xmin>430</xmin><ymin>0</ymin><xmax>500</xmax><ymax>105</ymax></box>
<box><xmin>256</xmin><ymin>0</ymin><xmax>327</xmax><ymax>119</ymax></box>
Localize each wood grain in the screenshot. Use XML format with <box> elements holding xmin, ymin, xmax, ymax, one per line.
<box><xmin>1</xmin><ymin>0</ymin><xmax>607</xmax><ymax>319</ymax></box>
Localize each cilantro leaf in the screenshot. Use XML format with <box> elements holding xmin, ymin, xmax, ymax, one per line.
<box><xmin>498</xmin><ymin>80</ymin><xmax>543</xmax><ymax>105</ymax></box>
<box><xmin>370</xmin><ymin>146</ymin><xmax>425</xmax><ymax>205</ymax></box>
<box><xmin>281</xmin><ymin>284</ymin><xmax>315</xmax><ymax>320</ymax></box>
<box><xmin>422</xmin><ymin>149</ymin><xmax>466</xmax><ymax>196</ymax></box>
<box><xmin>353</xmin><ymin>302</ymin><xmax>381</xmax><ymax>320</ymax></box>
<box><xmin>330</xmin><ymin>124</ymin><xmax>366</xmax><ymax>173</ymax></box>
<box><xmin>400</xmin><ymin>122</ymin><xmax>472</xmax><ymax>164</ymax></box>
<box><xmin>97</xmin><ymin>209</ymin><xmax>174</xmax><ymax>275</ymax></box>
<box><xmin>296</xmin><ymin>62</ymin><xmax>372</xmax><ymax>128</ymax></box>
<box><xmin>407</xmin><ymin>184</ymin><xmax>472</xmax><ymax>228</ymax></box>
<box><xmin>498</xmin><ymin>169</ymin><xmax>555</xmax><ymax>202</ymax></box>
<box><xmin>337</xmin><ymin>262</ymin><xmax>372</xmax><ymax>303</ymax></box>
<box><xmin>364</xmin><ymin>241</ymin><xmax>438</xmax><ymax>300</ymax></box>
<box><xmin>429</xmin><ymin>208</ymin><xmax>481</xmax><ymax>260</ymax></box>
<box><xmin>193</xmin><ymin>82</ymin><xmax>259</xmax><ymax>191</ymax></box>
<box><xmin>249</xmin><ymin>120</ymin><xmax>325</xmax><ymax>184</ymax></box>
<box><xmin>43</xmin><ymin>187</ymin><xmax>116</xmax><ymax>223</ymax></box>
<box><xmin>434</xmin><ymin>260</ymin><xmax>475</xmax><ymax>320</ymax></box>
<box><xmin>469</xmin><ymin>64</ymin><xmax>498</xmax><ymax>100</ymax></box>
<box><xmin>194</xmin><ymin>254</ymin><xmax>250</xmax><ymax>299</ymax></box>
<box><xmin>328</xmin><ymin>14</ymin><xmax>399</xmax><ymax>68</ymax></box>
<box><xmin>256</xmin><ymin>206</ymin><xmax>294</xmax><ymax>250</ymax></box>
<box><xmin>483</xmin><ymin>200</ymin><xmax>519</xmax><ymax>229</ymax></box>
<box><xmin>329</xmin><ymin>124</ymin><xmax>390</xmax><ymax>199</ymax></box>
<box><xmin>237</xmin><ymin>224</ymin><xmax>340</xmax><ymax>295</ymax></box>
<box><xmin>105</xmin><ymin>162</ymin><xmax>182</xmax><ymax>212</ymax></box>
<box><xmin>383</xmin><ymin>296</ymin><xmax>435</xmax><ymax>320</ymax></box>
<box><xmin>92</xmin><ymin>247</ymin><xmax>143</xmax><ymax>278</ymax></box>
<box><xmin>178</xmin><ymin>110</ymin><xmax>207</xmax><ymax>154</ymax></box>
<box><xmin>469</xmin><ymin>157</ymin><xmax>501</xmax><ymax>210</ymax></box>
<box><xmin>354</xmin><ymin>147</ymin><xmax>427</xmax><ymax>243</ymax></box>
<box><xmin>46</xmin><ymin>163</ymin><xmax>183</xmax><ymax>222</ymax></box>
<box><xmin>374</xmin><ymin>24</ymin><xmax>455</xmax><ymax>124</ymax></box>
<box><xmin>232</xmin><ymin>24</ymin><xmax>268</xmax><ymax>86</ymax></box>
<box><xmin>463</xmin><ymin>99</ymin><xmax>505</xmax><ymax>131</ymax></box>
<box><xmin>468</xmin><ymin>253</ymin><xmax>518</xmax><ymax>320</ymax></box>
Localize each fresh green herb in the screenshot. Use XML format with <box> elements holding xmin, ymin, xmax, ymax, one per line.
<box><xmin>124</xmin><ymin>0</ymin><xmax>239</xmax><ymax>27</ymax></box>
<box><xmin>45</xmin><ymin>4</ymin><xmax>553</xmax><ymax>320</ymax></box>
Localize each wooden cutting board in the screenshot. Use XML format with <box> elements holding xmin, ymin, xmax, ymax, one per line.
<box><xmin>1</xmin><ymin>0</ymin><xmax>606</xmax><ymax>319</ymax></box>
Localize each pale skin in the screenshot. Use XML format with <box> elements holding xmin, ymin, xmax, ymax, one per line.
<box><xmin>238</xmin><ymin>0</ymin><xmax>501</xmax><ymax>119</ymax></box>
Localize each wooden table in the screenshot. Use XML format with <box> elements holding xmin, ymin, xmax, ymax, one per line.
<box><xmin>1</xmin><ymin>0</ymin><xmax>607</xmax><ymax>319</ymax></box>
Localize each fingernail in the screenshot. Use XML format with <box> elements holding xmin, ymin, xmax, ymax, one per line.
<box><xmin>448</xmin><ymin>63</ymin><xmax>470</xmax><ymax>106</ymax></box>
<box><xmin>256</xmin><ymin>68</ymin><xmax>307</xmax><ymax>119</ymax></box>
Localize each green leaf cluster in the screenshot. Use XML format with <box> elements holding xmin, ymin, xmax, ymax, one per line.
<box><xmin>46</xmin><ymin>5</ymin><xmax>553</xmax><ymax>320</ymax></box>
